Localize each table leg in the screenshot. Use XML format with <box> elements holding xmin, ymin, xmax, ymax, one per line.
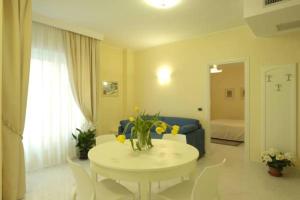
<box><xmin>139</xmin><ymin>181</ymin><xmax>151</xmax><ymax>200</ymax></box>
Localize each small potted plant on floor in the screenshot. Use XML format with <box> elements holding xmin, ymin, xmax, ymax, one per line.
<box><xmin>261</xmin><ymin>148</ymin><xmax>295</xmax><ymax>177</ymax></box>
<box><xmin>72</xmin><ymin>122</ymin><xmax>96</xmax><ymax>160</ymax></box>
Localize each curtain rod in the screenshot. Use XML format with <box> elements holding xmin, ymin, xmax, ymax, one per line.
<box><xmin>32</xmin><ymin>12</ymin><xmax>104</xmax><ymax>41</ymax></box>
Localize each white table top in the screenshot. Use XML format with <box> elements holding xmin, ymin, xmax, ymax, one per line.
<box><xmin>88</xmin><ymin>139</ymin><xmax>199</xmax><ymax>172</ymax></box>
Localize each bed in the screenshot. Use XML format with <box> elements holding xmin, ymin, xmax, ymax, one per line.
<box><xmin>210</xmin><ymin>119</ymin><xmax>245</xmax><ymax>142</ymax></box>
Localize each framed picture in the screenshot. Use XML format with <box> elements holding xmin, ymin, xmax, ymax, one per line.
<box><xmin>240</xmin><ymin>87</ymin><xmax>245</xmax><ymax>99</ymax></box>
<box><xmin>102</xmin><ymin>81</ymin><xmax>119</xmax><ymax>96</ymax></box>
<box><xmin>225</xmin><ymin>88</ymin><xmax>234</xmax><ymax>98</ymax></box>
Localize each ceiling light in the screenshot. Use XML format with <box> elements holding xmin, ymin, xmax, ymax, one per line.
<box><xmin>145</xmin><ymin>0</ymin><xmax>181</xmax><ymax>9</ymax></box>
<box><xmin>210</xmin><ymin>65</ymin><xmax>223</xmax><ymax>74</ymax></box>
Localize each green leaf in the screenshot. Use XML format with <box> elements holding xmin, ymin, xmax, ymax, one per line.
<box><xmin>72</xmin><ymin>133</ymin><xmax>77</xmax><ymax>140</ymax></box>
<box><xmin>72</xmin><ymin>127</ymin><xmax>96</xmax><ymax>155</ymax></box>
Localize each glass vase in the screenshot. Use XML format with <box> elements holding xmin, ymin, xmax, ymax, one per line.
<box><xmin>136</xmin><ymin>131</ymin><xmax>152</xmax><ymax>151</ymax></box>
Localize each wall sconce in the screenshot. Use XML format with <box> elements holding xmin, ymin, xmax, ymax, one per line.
<box><xmin>145</xmin><ymin>0</ymin><xmax>181</xmax><ymax>9</ymax></box>
<box><xmin>157</xmin><ymin>67</ymin><xmax>172</xmax><ymax>85</ymax></box>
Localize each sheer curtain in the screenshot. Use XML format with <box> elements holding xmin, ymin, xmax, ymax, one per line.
<box><xmin>23</xmin><ymin>23</ymin><xmax>85</xmax><ymax>172</ymax></box>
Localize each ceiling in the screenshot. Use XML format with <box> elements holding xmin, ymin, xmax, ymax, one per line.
<box><xmin>32</xmin><ymin>0</ymin><xmax>245</xmax><ymax>49</ymax></box>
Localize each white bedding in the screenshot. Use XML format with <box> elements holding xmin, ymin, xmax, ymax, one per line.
<box><xmin>210</xmin><ymin>119</ymin><xmax>245</xmax><ymax>142</ymax></box>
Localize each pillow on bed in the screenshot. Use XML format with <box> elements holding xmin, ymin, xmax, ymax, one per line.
<box><xmin>180</xmin><ymin>124</ymin><xmax>198</xmax><ymax>134</ymax></box>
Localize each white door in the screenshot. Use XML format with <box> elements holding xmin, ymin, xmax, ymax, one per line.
<box><xmin>262</xmin><ymin>64</ymin><xmax>297</xmax><ymax>154</ymax></box>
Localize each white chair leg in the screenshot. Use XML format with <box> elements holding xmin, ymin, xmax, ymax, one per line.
<box><xmin>149</xmin><ymin>182</ymin><xmax>152</xmax><ymax>200</ymax></box>
<box><xmin>71</xmin><ymin>188</ymin><xmax>76</xmax><ymax>200</ymax></box>
<box><xmin>91</xmin><ymin>170</ymin><xmax>97</xmax><ymax>182</ymax></box>
<box><xmin>138</xmin><ymin>183</ymin><xmax>141</xmax><ymax>200</ymax></box>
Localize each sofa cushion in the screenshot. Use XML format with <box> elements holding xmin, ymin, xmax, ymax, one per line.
<box><xmin>119</xmin><ymin>120</ymin><xmax>133</xmax><ymax>135</ymax></box>
<box><xmin>180</xmin><ymin>124</ymin><xmax>198</xmax><ymax>134</ymax></box>
<box><xmin>160</xmin><ymin>117</ymin><xmax>200</xmax><ymax>128</ymax></box>
<box><xmin>120</xmin><ymin>116</ymin><xmax>201</xmax><ymax>135</ymax></box>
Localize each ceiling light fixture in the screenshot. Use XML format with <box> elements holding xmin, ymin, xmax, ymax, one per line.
<box><xmin>145</xmin><ymin>0</ymin><xmax>181</xmax><ymax>9</ymax></box>
<box><xmin>210</xmin><ymin>65</ymin><xmax>223</xmax><ymax>74</ymax></box>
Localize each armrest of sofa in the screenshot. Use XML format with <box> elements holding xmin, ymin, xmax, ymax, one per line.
<box><xmin>185</xmin><ymin>128</ymin><xmax>205</xmax><ymax>158</ymax></box>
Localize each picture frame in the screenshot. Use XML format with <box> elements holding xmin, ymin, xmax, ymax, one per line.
<box><xmin>225</xmin><ymin>88</ymin><xmax>234</xmax><ymax>98</ymax></box>
<box><xmin>102</xmin><ymin>81</ymin><xmax>119</xmax><ymax>96</ymax></box>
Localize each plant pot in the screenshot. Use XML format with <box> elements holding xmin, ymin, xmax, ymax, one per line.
<box><xmin>79</xmin><ymin>150</ymin><xmax>88</xmax><ymax>160</ymax></box>
<box><xmin>268</xmin><ymin>166</ymin><xmax>283</xmax><ymax>177</ymax></box>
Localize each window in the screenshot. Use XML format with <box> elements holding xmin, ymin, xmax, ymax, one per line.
<box><xmin>23</xmin><ymin>23</ymin><xmax>85</xmax><ymax>171</ymax></box>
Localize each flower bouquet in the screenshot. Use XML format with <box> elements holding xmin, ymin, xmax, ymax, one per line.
<box><xmin>116</xmin><ymin>108</ymin><xmax>180</xmax><ymax>151</ymax></box>
<box><xmin>261</xmin><ymin>148</ymin><xmax>295</xmax><ymax>177</ymax></box>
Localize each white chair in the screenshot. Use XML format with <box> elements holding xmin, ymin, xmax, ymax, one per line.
<box><xmin>157</xmin><ymin>159</ymin><xmax>226</xmax><ymax>200</ymax></box>
<box><xmin>162</xmin><ymin>134</ymin><xmax>187</xmax><ymax>143</ymax></box>
<box><xmin>96</xmin><ymin>134</ymin><xmax>116</xmax><ymax>145</ymax></box>
<box><xmin>158</xmin><ymin>134</ymin><xmax>187</xmax><ymax>189</ymax></box>
<box><xmin>67</xmin><ymin>158</ymin><xmax>134</xmax><ymax>200</ymax></box>
<box><xmin>95</xmin><ymin>135</ymin><xmax>118</xmax><ymax>182</ymax></box>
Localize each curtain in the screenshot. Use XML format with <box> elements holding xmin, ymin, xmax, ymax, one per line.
<box><xmin>64</xmin><ymin>32</ymin><xmax>98</xmax><ymax>124</ymax></box>
<box><xmin>23</xmin><ymin>23</ymin><xmax>85</xmax><ymax>172</ymax></box>
<box><xmin>2</xmin><ymin>0</ymin><xmax>32</xmax><ymax>199</ymax></box>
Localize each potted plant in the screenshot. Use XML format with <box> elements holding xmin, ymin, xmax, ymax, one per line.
<box><xmin>117</xmin><ymin>108</ymin><xmax>180</xmax><ymax>151</ymax></box>
<box><xmin>261</xmin><ymin>148</ymin><xmax>295</xmax><ymax>177</ymax></box>
<box><xmin>72</xmin><ymin>122</ymin><xmax>96</xmax><ymax>160</ymax></box>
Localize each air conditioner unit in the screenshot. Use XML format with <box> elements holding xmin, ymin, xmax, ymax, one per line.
<box><xmin>265</xmin><ymin>0</ymin><xmax>287</xmax><ymax>6</ymax></box>
<box><xmin>244</xmin><ymin>0</ymin><xmax>300</xmax><ymax>36</ymax></box>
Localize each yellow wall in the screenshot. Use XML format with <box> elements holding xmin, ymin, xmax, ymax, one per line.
<box><xmin>134</xmin><ymin>26</ymin><xmax>300</xmax><ymax>163</ymax></box>
<box><xmin>0</xmin><ymin>0</ymin><xmax>2</xmax><ymax>197</ymax></box>
<box><xmin>96</xmin><ymin>42</ymin><xmax>134</xmax><ymax>135</ymax></box>
<box><xmin>211</xmin><ymin>63</ymin><xmax>244</xmax><ymax>120</ymax></box>
<box><xmin>122</xmin><ymin>49</ymin><xmax>135</xmax><ymax>117</ymax></box>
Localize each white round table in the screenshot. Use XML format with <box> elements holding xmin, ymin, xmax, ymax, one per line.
<box><xmin>88</xmin><ymin>139</ymin><xmax>199</xmax><ymax>200</ymax></box>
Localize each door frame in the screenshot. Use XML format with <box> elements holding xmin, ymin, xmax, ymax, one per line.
<box><xmin>205</xmin><ymin>58</ymin><xmax>250</xmax><ymax>161</ymax></box>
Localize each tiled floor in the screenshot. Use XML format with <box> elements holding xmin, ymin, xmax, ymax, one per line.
<box><xmin>25</xmin><ymin>143</ymin><xmax>300</xmax><ymax>200</ymax></box>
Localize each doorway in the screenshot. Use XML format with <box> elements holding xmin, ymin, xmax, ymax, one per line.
<box><xmin>206</xmin><ymin>59</ymin><xmax>250</xmax><ymax>160</ymax></box>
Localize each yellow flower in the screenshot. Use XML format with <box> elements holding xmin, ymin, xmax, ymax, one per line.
<box><xmin>172</xmin><ymin>125</ymin><xmax>180</xmax><ymax>131</ymax></box>
<box><xmin>171</xmin><ymin>129</ymin><xmax>179</xmax><ymax>135</ymax></box>
<box><xmin>129</xmin><ymin>117</ymin><xmax>135</xmax><ymax>122</ymax></box>
<box><xmin>156</xmin><ymin>127</ymin><xmax>164</xmax><ymax>135</ymax></box>
<box><xmin>161</xmin><ymin>122</ymin><xmax>167</xmax><ymax>131</ymax></box>
<box><xmin>116</xmin><ymin>135</ymin><xmax>126</xmax><ymax>143</ymax></box>
<box><xmin>171</xmin><ymin>125</ymin><xmax>180</xmax><ymax>135</ymax></box>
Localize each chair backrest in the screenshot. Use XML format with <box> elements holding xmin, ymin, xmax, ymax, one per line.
<box><xmin>67</xmin><ymin>157</ymin><xmax>95</xmax><ymax>200</ymax></box>
<box><xmin>191</xmin><ymin>159</ymin><xmax>226</xmax><ymax>200</ymax></box>
<box><xmin>163</xmin><ymin>134</ymin><xmax>187</xmax><ymax>143</ymax></box>
<box><xmin>96</xmin><ymin>134</ymin><xmax>116</xmax><ymax>145</ymax></box>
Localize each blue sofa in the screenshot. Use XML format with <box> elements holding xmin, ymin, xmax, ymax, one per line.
<box><xmin>118</xmin><ymin>116</ymin><xmax>205</xmax><ymax>158</ymax></box>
